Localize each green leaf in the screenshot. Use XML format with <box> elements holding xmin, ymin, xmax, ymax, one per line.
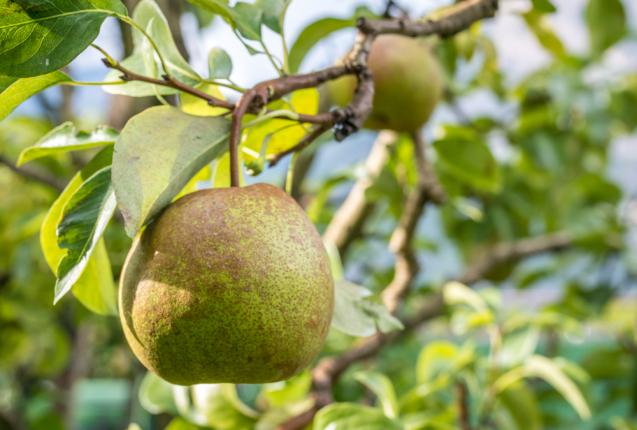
<box><xmin>332</xmin><ymin>280</ymin><xmax>403</xmax><ymax>337</ymax></box>
<box><xmin>17</xmin><ymin>122</ymin><xmax>117</xmax><ymax>166</ymax></box>
<box><xmin>55</xmin><ymin>166</ymin><xmax>116</xmax><ymax>304</ymax></box>
<box><xmin>0</xmin><ymin>72</ymin><xmax>71</xmax><ymax>121</ymax></box>
<box><xmin>496</xmin><ymin>382</ymin><xmax>542</xmax><ymax>430</ymax></box>
<box><xmin>233</xmin><ymin>2</ymin><xmax>263</xmax><ymax>41</ymax></box>
<box><xmin>190</xmin><ymin>384</ymin><xmax>258</xmax><ymax>429</ymax></box>
<box><xmin>40</xmin><ymin>148</ymin><xmax>117</xmax><ymax>314</ymax></box>
<box><xmin>531</xmin><ymin>0</ymin><xmax>556</xmax><ymax>13</ymax></box>
<box><xmin>105</xmin><ymin>0</ymin><xmax>199</xmax><ymax>96</ymax></box>
<box><xmin>494</xmin><ymin>355</ymin><xmax>591</xmax><ymax>420</ymax></box>
<box><xmin>208</xmin><ymin>47</ymin><xmax>233</xmax><ymax>79</ymax></box>
<box><xmin>314</xmin><ymin>403</ymin><xmax>403</xmax><ymax>430</ymax></box>
<box><xmin>585</xmin><ymin>0</ymin><xmax>626</xmax><ymax>55</ymax></box>
<box><xmin>138</xmin><ymin>371</ymin><xmax>178</xmax><ymax>415</ymax></box>
<box><xmin>443</xmin><ymin>281</ymin><xmax>488</xmax><ymax>312</ymax></box>
<box><xmin>433</xmin><ymin>126</ymin><xmax>501</xmax><ymax>193</ymax></box>
<box><xmin>354</xmin><ymin>371</ymin><xmax>399</xmax><ymax>418</ymax></box>
<box><xmin>288</xmin><ymin>17</ymin><xmax>353</xmax><ymax>73</ymax></box>
<box><xmin>254</xmin><ymin>0</ymin><xmax>288</xmax><ymax>33</ymax></box>
<box><xmin>165</xmin><ymin>418</ymin><xmax>205</xmax><ymax>430</ymax></box>
<box><xmin>112</xmin><ymin>106</ymin><xmax>230</xmax><ymax>237</ymax></box>
<box><xmin>523</xmin><ymin>11</ymin><xmax>567</xmax><ymax>58</ymax></box>
<box><xmin>0</xmin><ymin>0</ymin><xmax>127</xmax><ymax>77</ymax></box>
<box><xmin>416</xmin><ymin>341</ymin><xmax>475</xmax><ymax>385</ymax></box>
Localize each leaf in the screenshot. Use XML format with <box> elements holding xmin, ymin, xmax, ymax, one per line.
<box><xmin>208</xmin><ymin>47</ymin><xmax>233</xmax><ymax>79</ymax></box>
<box><xmin>165</xmin><ymin>418</ymin><xmax>204</xmax><ymax>430</ymax></box>
<box><xmin>138</xmin><ymin>371</ymin><xmax>178</xmax><ymax>415</ymax></box>
<box><xmin>112</xmin><ymin>106</ymin><xmax>230</xmax><ymax>236</ymax></box>
<box><xmin>254</xmin><ymin>0</ymin><xmax>288</xmax><ymax>33</ymax></box>
<box><xmin>332</xmin><ymin>280</ymin><xmax>403</xmax><ymax>337</ymax></box>
<box><xmin>17</xmin><ymin>122</ymin><xmax>117</xmax><ymax>166</ymax></box>
<box><xmin>188</xmin><ymin>0</ymin><xmax>263</xmax><ymax>41</ymax></box>
<box><xmin>314</xmin><ymin>403</ymin><xmax>403</xmax><ymax>430</ymax></box>
<box><xmin>354</xmin><ymin>371</ymin><xmax>399</xmax><ymax>418</ymax></box>
<box><xmin>104</xmin><ymin>0</ymin><xmax>199</xmax><ymax>96</ymax></box>
<box><xmin>0</xmin><ymin>0</ymin><xmax>127</xmax><ymax>77</ymax></box>
<box><xmin>531</xmin><ymin>0</ymin><xmax>556</xmax><ymax>13</ymax></box>
<box><xmin>288</xmin><ymin>17</ymin><xmax>353</xmax><ymax>73</ymax></box>
<box><xmin>181</xmin><ymin>83</ymin><xmax>229</xmax><ymax>117</ymax></box>
<box><xmin>497</xmin><ymin>382</ymin><xmax>542</xmax><ymax>430</ymax></box>
<box><xmin>243</xmin><ymin>88</ymin><xmax>319</xmax><ymax>159</ymax></box>
<box><xmin>0</xmin><ymin>72</ymin><xmax>71</xmax><ymax>121</ymax></box>
<box><xmin>433</xmin><ymin>125</ymin><xmax>501</xmax><ymax>193</ymax></box>
<box><xmin>443</xmin><ymin>281</ymin><xmax>488</xmax><ymax>312</ymax></box>
<box><xmin>416</xmin><ymin>341</ymin><xmax>475</xmax><ymax>385</ymax></box>
<box><xmin>232</xmin><ymin>2</ymin><xmax>263</xmax><ymax>41</ymax></box>
<box><xmin>40</xmin><ymin>148</ymin><xmax>117</xmax><ymax>314</ymax></box>
<box><xmin>494</xmin><ymin>355</ymin><xmax>591</xmax><ymax>420</ymax></box>
<box><xmin>523</xmin><ymin>11</ymin><xmax>566</xmax><ymax>59</ymax></box>
<box><xmin>190</xmin><ymin>384</ymin><xmax>258</xmax><ymax>429</ymax></box>
<box><xmin>55</xmin><ymin>166</ymin><xmax>116</xmax><ymax>304</ymax></box>
<box><xmin>585</xmin><ymin>0</ymin><xmax>626</xmax><ymax>56</ymax></box>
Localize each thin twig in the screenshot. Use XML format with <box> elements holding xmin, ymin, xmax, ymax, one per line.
<box><xmin>457</xmin><ymin>380</ymin><xmax>472</xmax><ymax>430</ymax></box>
<box><xmin>102</xmin><ymin>59</ymin><xmax>234</xmax><ymax>110</ymax></box>
<box><xmin>0</xmin><ymin>156</ymin><xmax>65</xmax><ymax>192</ymax></box>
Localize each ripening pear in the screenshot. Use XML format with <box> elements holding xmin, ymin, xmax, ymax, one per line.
<box><xmin>119</xmin><ymin>184</ymin><xmax>334</xmax><ymax>385</ymax></box>
<box><xmin>328</xmin><ymin>34</ymin><xmax>444</xmax><ymax>132</ymax></box>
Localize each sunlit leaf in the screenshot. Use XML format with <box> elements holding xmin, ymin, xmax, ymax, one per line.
<box><xmin>314</xmin><ymin>403</ymin><xmax>403</xmax><ymax>430</ymax></box>
<box><xmin>354</xmin><ymin>371</ymin><xmax>399</xmax><ymax>418</ymax></box>
<box><xmin>0</xmin><ymin>72</ymin><xmax>71</xmax><ymax>121</ymax></box>
<box><xmin>18</xmin><ymin>122</ymin><xmax>117</xmax><ymax>166</ymax></box>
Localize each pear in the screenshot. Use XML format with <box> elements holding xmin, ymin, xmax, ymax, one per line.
<box><xmin>119</xmin><ymin>183</ymin><xmax>334</xmax><ymax>385</ymax></box>
<box><xmin>328</xmin><ymin>34</ymin><xmax>444</xmax><ymax>132</ymax></box>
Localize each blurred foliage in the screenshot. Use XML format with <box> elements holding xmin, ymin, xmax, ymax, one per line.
<box><xmin>0</xmin><ymin>0</ymin><xmax>636</xmax><ymax>429</ymax></box>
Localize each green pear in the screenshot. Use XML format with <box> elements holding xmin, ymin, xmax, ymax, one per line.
<box><xmin>328</xmin><ymin>35</ymin><xmax>444</xmax><ymax>132</ymax></box>
<box><xmin>119</xmin><ymin>183</ymin><xmax>334</xmax><ymax>385</ymax></box>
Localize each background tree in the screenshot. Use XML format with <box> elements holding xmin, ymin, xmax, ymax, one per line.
<box><xmin>0</xmin><ymin>0</ymin><xmax>636</xmax><ymax>429</ymax></box>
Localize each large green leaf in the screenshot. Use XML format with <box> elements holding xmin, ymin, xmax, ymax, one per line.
<box><xmin>17</xmin><ymin>122</ymin><xmax>117</xmax><ymax>166</ymax></box>
<box><xmin>40</xmin><ymin>148</ymin><xmax>116</xmax><ymax>314</ymax></box>
<box><xmin>354</xmin><ymin>371</ymin><xmax>399</xmax><ymax>418</ymax></box>
<box><xmin>0</xmin><ymin>0</ymin><xmax>127</xmax><ymax>77</ymax></box>
<box><xmin>585</xmin><ymin>0</ymin><xmax>626</xmax><ymax>56</ymax></box>
<box><xmin>112</xmin><ymin>106</ymin><xmax>230</xmax><ymax>236</ymax></box>
<box><xmin>189</xmin><ymin>384</ymin><xmax>258</xmax><ymax>430</ymax></box>
<box><xmin>0</xmin><ymin>72</ymin><xmax>71</xmax><ymax>121</ymax></box>
<box><xmin>105</xmin><ymin>0</ymin><xmax>199</xmax><ymax>96</ymax></box>
<box><xmin>314</xmin><ymin>403</ymin><xmax>403</xmax><ymax>430</ymax></box>
<box><xmin>523</xmin><ymin>11</ymin><xmax>566</xmax><ymax>59</ymax></box>
<box><xmin>55</xmin><ymin>166</ymin><xmax>116</xmax><ymax>304</ymax></box>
